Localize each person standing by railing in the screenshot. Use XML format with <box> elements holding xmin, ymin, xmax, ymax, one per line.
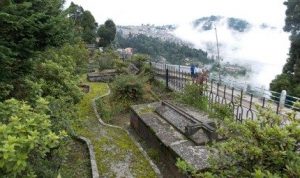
<box><xmin>190</xmin><ymin>64</ymin><xmax>196</xmax><ymax>83</ymax></box>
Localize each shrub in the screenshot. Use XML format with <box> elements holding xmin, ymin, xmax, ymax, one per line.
<box><xmin>209</xmin><ymin>103</ymin><xmax>233</xmax><ymax>121</ymax></box>
<box><xmin>177</xmin><ymin>84</ymin><xmax>208</xmax><ymax>111</ymax></box>
<box><xmin>111</xmin><ymin>74</ymin><xmax>144</xmax><ymax>101</ymax></box>
<box><xmin>96</xmin><ymin>51</ymin><xmax>119</xmax><ymax>71</ymax></box>
<box><xmin>0</xmin><ymin>98</ymin><xmax>66</xmax><ymax>177</ymax></box>
<box><xmin>199</xmin><ymin>106</ymin><xmax>300</xmax><ymax>178</ymax></box>
<box><xmin>130</xmin><ymin>54</ymin><xmax>150</xmax><ymax>70</ymax></box>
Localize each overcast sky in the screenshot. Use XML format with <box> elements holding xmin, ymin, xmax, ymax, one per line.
<box><xmin>65</xmin><ymin>0</ymin><xmax>287</xmax><ymax>27</ymax></box>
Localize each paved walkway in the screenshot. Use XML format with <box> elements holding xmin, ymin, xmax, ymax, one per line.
<box><xmin>75</xmin><ymin>82</ymin><xmax>158</xmax><ymax>178</ymax></box>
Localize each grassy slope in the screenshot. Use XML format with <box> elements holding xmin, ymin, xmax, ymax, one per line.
<box><xmin>74</xmin><ymin>82</ymin><xmax>157</xmax><ymax>177</ymax></box>
<box><xmin>60</xmin><ymin>139</ymin><xmax>91</xmax><ymax>178</ymax></box>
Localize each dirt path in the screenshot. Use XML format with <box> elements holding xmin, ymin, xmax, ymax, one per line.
<box><xmin>74</xmin><ymin>82</ymin><xmax>157</xmax><ymax>178</ymax></box>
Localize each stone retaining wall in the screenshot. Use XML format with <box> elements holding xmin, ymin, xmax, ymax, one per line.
<box><xmin>75</xmin><ymin>136</ymin><xmax>100</xmax><ymax>178</ymax></box>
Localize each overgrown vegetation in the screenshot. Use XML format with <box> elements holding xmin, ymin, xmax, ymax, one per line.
<box><xmin>165</xmin><ymin>78</ymin><xmax>300</xmax><ymax>177</ymax></box>
<box><xmin>116</xmin><ymin>33</ymin><xmax>211</xmax><ymax>65</ymax></box>
<box><xmin>177</xmin><ymin>84</ymin><xmax>209</xmax><ymax>111</ymax></box>
<box><xmin>59</xmin><ymin>139</ymin><xmax>91</xmax><ymax>178</ymax></box>
<box><xmin>0</xmin><ymin>98</ymin><xmax>66</xmax><ymax>177</ymax></box>
<box><xmin>94</xmin><ymin>50</ymin><xmax>119</xmax><ymax>71</ymax></box>
<box><xmin>270</xmin><ymin>0</ymin><xmax>300</xmax><ymax>97</ymax></box>
<box><xmin>174</xmin><ymin>93</ymin><xmax>300</xmax><ymax>178</ymax></box>
<box><xmin>0</xmin><ymin>0</ymin><xmax>98</xmax><ymax>176</ymax></box>
<box><xmin>199</xmin><ymin>106</ymin><xmax>300</xmax><ymax>178</ymax></box>
<box><xmin>75</xmin><ymin>82</ymin><xmax>157</xmax><ymax>177</ymax></box>
<box><xmin>112</xmin><ymin>74</ymin><xmax>145</xmax><ymax>101</ymax></box>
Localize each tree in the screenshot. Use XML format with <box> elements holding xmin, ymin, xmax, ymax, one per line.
<box><xmin>270</xmin><ymin>0</ymin><xmax>300</xmax><ymax>97</ymax></box>
<box><xmin>67</xmin><ymin>2</ymin><xmax>97</xmax><ymax>43</ymax></box>
<box><xmin>0</xmin><ymin>0</ymin><xmax>76</xmax><ymax>101</ymax></box>
<box><xmin>81</xmin><ymin>11</ymin><xmax>97</xmax><ymax>43</ymax></box>
<box><xmin>97</xmin><ymin>19</ymin><xmax>116</xmax><ymax>47</ymax></box>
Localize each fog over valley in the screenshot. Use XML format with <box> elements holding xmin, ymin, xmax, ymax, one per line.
<box><xmin>173</xmin><ymin>16</ymin><xmax>290</xmax><ymax>88</ymax></box>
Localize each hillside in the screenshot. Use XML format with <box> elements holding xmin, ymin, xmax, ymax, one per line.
<box><xmin>116</xmin><ymin>33</ymin><xmax>212</xmax><ymax>65</ymax></box>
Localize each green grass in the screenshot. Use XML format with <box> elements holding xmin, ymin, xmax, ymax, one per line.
<box><xmin>74</xmin><ymin>82</ymin><xmax>157</xmax><ymax>177</ymax></box>
<box><xmin>59</xmin><ymin>139</ymin><xmax>91</xmax><ymax>178</ymax></box>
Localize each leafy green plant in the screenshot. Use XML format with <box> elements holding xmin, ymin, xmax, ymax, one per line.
<box><xmin>176</xmin><ymin>158</ymin><xmax>196</xmax><ymax>175</ymax></box>
<box><xmin>111</xmin><ymin>74</ymin><xmax>144</xmax><ymax>101</ymax></box>
<box><xmin>0</xmin><ymin>98</ymin><xmax>66</xmax><ymax>177</ymax></box>
<box><xmin>209</xmin><ymin>103</ymin><xmax>233</xmax><ymax>121</ymax></box>
<box><xmin>200</xmin><ymin>106</ymin><xmax>300</xmax><ymax>178</ymax></box>
<box><xmin>95</xmin><ymin>98</ymin><xmax>112</xmax><ymax>123</ymax></box>
<box><xmin>96</xmin><ymin>50</ymin><xmax>119</xmax><ymax>71</ymax></box>
<box><xmin>130</xmin><ymin>54</ymin><xmax>150</xmax><ymax>70</ymax></box>
<box><xmin>177</xmin><ymin>84</ymin><xmax>208</xmax><ymax>111</ymax></box>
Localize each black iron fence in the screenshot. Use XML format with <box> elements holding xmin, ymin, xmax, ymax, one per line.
<box><xmin>151</xmin><ymin>62</ymin><xmax>300</xmax><ymax>121</ymax></box>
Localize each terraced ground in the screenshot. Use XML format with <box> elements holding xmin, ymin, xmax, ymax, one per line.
<box><xmin>74</xmin><ymin>82</ymin><xmax>157</xmax><ymax>178</ymax></box>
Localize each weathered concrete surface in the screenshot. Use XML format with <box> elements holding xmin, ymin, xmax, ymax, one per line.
<box><xmin>131</xmin><ymin>102</ymin><xmax>212</xmax><ymax>177</ymax></box>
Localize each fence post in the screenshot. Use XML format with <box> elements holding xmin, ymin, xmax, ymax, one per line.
<box><xmin>166</xmin><ymin>68</ymin><xmax>169</xmax><ymax>89</ymax></box>
<box><xmin>279</xmin><ymin>90</ymin><xmax>287</xmax><ymax>113</ymax></box>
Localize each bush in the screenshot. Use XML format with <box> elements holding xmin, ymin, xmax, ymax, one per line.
<box><xmin>0</xmin><ymin>98</ymin><xmax>66</xmax><ymax>177</ymax></box>
<box><xmin>199</xmin><ymin>106</ymin><xmax>300</xmax><ymax>178</ymax></box>
<box><xmin>177</xmin><ymin>84</ymin><xmax>208</xmax><ymax>111</ymax></box>
<box><xmin>96</xmin><ymin>50</ymin><xmax>119</xmax><ymax>71</ymax></box>
<box><xmin>209</xmin><ymin>103</ymin><xmax>233</xmax><ymax>121</ymax></box>
<box><xmin>111</xmin><ymin>74</ymin><xmax>144</xmax><ymax>101</ymax></box>
<box><xmin>130</xmin><ymin>54</ymin><xmax>150</xmax><ymax>70</ymax></box>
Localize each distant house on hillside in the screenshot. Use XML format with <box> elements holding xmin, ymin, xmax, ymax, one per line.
<box><xmin>117</xmin><ymin>47</ymin><xmax>133</xmax><ymax>60</ymax></box>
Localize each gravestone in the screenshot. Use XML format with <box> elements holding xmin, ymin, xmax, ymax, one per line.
<box><xmin>130</xmin><ymin>100</ymin><xmax>218</xmax><ymax>177</ymax></box>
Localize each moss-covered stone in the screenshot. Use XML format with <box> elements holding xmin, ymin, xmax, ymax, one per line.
<box><xmin>74</xmin><ymin>82</ymin><xmax>157</xmax><ymax>177</ymax></box>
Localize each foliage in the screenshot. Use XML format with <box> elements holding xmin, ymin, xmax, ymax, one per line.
<box><xmin>67</xmin><ymin>2</ymin><xmax>97</xmax><ymax>44</ymax></box>
<box><xmin>200</xmin><ymin>106</ymin><xmax>300</xmax><ymax>178</ymax></box>
<box><xmin>116</xmin><ymin>33</ymin><xmax>211</xmax><ymax>65</ymax></box>
<box><xmin>0</xmin><ymin>98</ymin><xmax>66</xmax><ymax>177</ymax></box>
<box><xmin>95</xmin><ymin>50</ymin><xmax>119</xmax><ymax>71</ymax></box>
<box><xmin>0</xmin><ymin>0</ymin><xmax>76</xmax><ymax>100</ymax></box>
<box><xmin>175</xmin><ymin>158</ymin><xmax>196</xmax><ymax>175</ymax></box>
<box><xmin>130</xmin><ymin>53</ymin><xmax>150</xmax><ymax>70</ymax></box>
<box><xmin>270</xmin><ymin>0</ymin><xmax>300</xmax><ymax>97</ymax></box>
<box><xmin>95</xmin><ymin>98</ymin><xmax>113</xmax><ymax>123</ymax></box>
<box><xmin>59</xmin><ymin>139</ymin><xmax>91</xmax><ymax>178</ymax></box>
<box><xmin>0</xmin><ymin>0</ymin><xmax>91</xmax><ymax>176</ymax></box>
<box><xmin>112</xmin><ymin>75</ymin><xmax>145</xmax><ymax>101</ymax></box>
<box><xmin>209</xmin><ymin>103</ymin><xmax>233</xmax><ymax>121</ymax></box>
<box><xmin>177</xmin><ymin>84</ymin><xmax>208</xmax><ymax>111</ymax></box>
<box><xmin>97</xmin><ymin>19</ymin><xmax>116</xmax><ymax>47</ymax></box>
<box><xmin>75</xmin><ymin>82</ymin><xmax>157</xmax><ymax>177</ymax></box>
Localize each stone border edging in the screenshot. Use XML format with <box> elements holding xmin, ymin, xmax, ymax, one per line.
<box><xmin>75</xmin><ymin>136</ymin><xmax>100</xmax><ymax>178</ymax></box>
<box><xmin>92</xmin><ymin>86</ymin><xmax>162</xmax><ymax>178</ymax></box>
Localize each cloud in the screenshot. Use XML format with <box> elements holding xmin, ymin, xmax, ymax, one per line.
<box><xmin>173</xmin><ymin>18</ymin><xmax>290</xmax><ymax>88</ymax></box>
<box><xmin>65</xmin><ymin>0</ymin><xmax>286</xmax><ymax>27</ymax></box>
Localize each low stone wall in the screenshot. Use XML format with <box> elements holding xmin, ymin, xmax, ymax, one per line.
<box><xmin>130</xmin><ymin>110</ymin><xmax>185</xmax><ymax>178</ymax></box>
<box><xmin>75</xmin><ymin>136</ymin><xmax>100</xmax><ymax>178</ymax></box>
<box><xmin>87</xmin><ymin>69</ymin><xmax>118</xmax><ymax>82</ymax></box>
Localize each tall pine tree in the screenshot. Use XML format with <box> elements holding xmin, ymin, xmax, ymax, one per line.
<box><xmin>0</xmin><ymin>0</ymin><xmax>75</xmax><ymax>100</ymax></box>
<box><xmin>270</xmin><ymin>0</ymin><xmax>300</xmax><ymax>97</ymax></box>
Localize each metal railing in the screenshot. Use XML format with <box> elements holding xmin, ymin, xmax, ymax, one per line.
<box><xmin>151</xmin><ymin>62</ymin><xmax>300</xmax><ymax>121</ymax></box>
